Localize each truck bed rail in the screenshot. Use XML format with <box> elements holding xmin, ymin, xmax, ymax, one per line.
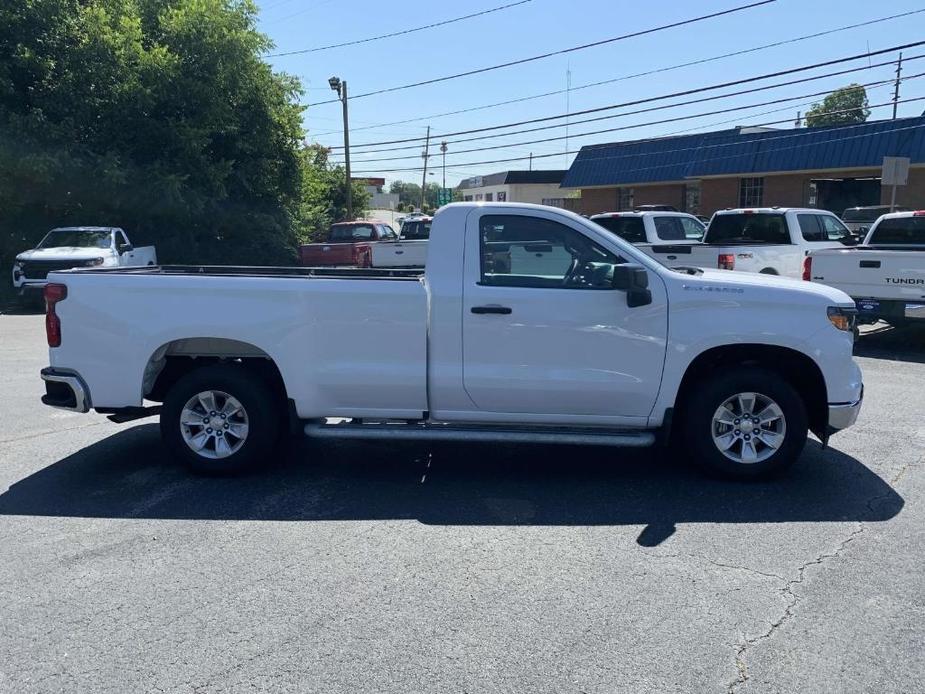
<box><xmin>49</xmin><ymin>264</ymin><xmax>425</xmax><ymax>280</ymax></box>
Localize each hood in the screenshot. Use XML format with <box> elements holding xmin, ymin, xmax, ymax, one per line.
<box><xmin>676</xmin><ymin>268</ymin><xmax>852</xmax><ymax>305</ymax></box>
<box><xmin>15</xmin><ymin>247</ymin><xmax>110</xmax><ymax>262</ymax></box>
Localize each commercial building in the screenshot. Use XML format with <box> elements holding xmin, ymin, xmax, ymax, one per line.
<box><xmin>457</xmin><ymin>170</ymin><xmax>569</xmax><ymax>205</ymax></box>
<box><xmin>353</xmin><ymin>177</ymin><xmax>399</xmax><ymax>210</ymax></box>
<box><xmin>560</xmin><ymin>116</ymin><xmax>925</xmax><ymax>216</ymax></box>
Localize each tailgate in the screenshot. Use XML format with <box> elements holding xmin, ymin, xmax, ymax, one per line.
<box><xmin>371</xmin><ymin>240</ymin><xmax>428</xmax><ymax>267</ymax></box>
<box><xmin>810</xmin><ymin>249</ymin><xmax>925</xmax><ymax>302</ymax></box>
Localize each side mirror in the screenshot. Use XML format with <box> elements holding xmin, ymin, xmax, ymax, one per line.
<box><xmin>119</xmin><ymin>243</ymin><xmax>133</xmax><ymax>254</ymax></box>
<box><xmin>612</xmin><ymin>264</ymin><xmax>652</xmax><ymax>307</ymax></box>
<box><xmin>840</xmin><ymin>235</ymin><xmax>860</xmax><ymax>246</ymax></box>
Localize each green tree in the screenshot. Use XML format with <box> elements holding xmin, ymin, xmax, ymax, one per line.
<box><xmin>804</xmin><ymin>84</ymin><xmax>870</xmax><ymax>128</ymax></box>
<box><xmin>297</xmin><ymin>144</ymin><xmax>369</xmax><ymax>241</ymax></box>
<box><xmin>0</xmin><ymin>0</ymin><xmax>306</xmax><ymax>271</ymax></box>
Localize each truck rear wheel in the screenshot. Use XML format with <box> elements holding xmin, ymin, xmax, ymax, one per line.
<box><xmin>160</xmin><ymin>364</ymin><xmax>280</xmax><ymax>475</ymax></box>
<box><xmin>681</xmin><ymin>367</ymin><xmax>807</xmax><ymax>480</ymax></box>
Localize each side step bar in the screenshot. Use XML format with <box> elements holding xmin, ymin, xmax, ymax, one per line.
<box><xmin>304</xmin><ymin>422</ymin><xmax>655</xmax><ymax>447</ymax></box>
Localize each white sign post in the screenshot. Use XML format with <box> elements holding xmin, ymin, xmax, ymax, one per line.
<box><xmin>882</xmin><ymin>156</ymin><xmax>911</xmax><ymax>212</ymax></box>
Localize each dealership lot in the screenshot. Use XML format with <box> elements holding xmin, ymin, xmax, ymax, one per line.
<box><xmin>0</xmin><ymin>313</ymin><xmax>922</xmax><ymax>693</ymax></box>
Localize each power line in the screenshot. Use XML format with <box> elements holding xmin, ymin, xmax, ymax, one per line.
<box><xmin>266</xmin><ymin>0</ymin><xmax>534</xmax><ymax>57</ymax></box>
<box><xmin>350</xmin><ymin>110</ymin><xmax>925</xmax><ymax>174</ymax></box>
<box><xmin>307</xmin><ymin>0</ymin><xmax>776</xmax><ymax>106</ymax></box>
<box><xmin>339</xmin><ymin>50</ymin><xmax>923</xmax><ymax>156</ymax></box>
<box><xmin>331</xmin><ymin>40</ymin><xmax>925</xmax><ymax>150</ymax></box>
<box><xmin>311</xmin><ymin>9</ymin><xmax>925</xmax><ymax>138</ymax></box>
<box><xmin>342</xmin><ymin>73</ymin><xmax>924</xmax><ymax>165</ymax></box>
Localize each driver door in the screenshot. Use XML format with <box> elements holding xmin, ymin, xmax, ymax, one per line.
<box><xmin>462</xmin><ymin>211</ymin><xmax>668</xmax><ymax>421</ymax></box>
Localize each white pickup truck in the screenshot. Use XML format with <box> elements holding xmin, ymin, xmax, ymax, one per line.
<box><xmin>807</xmin><ymin>210</ymin><xmax>925</xmax><ymax>325</ymax></box>
<box><xmin>13</xmin><ymin>226</ymin><xmax>156</xmax><ymax>301</ymax></box>
<box><xmin>39</xmin><ymin>203</ymin><xmax>862</xmax><ymax>480</ymax></box>
<box><xmin>590</xmin><ymin>211</ymin><xmax>705</xmax><ymax>265</ymax></box>
<box><xmin>370</xmin><ymin>215</ymin><xmax>431</xmax><ymax>268</ymax></box>
<box><xmin>659</xmin><ymin>208</ymin><xmax>854</xmax><ymax>277</ymax></box>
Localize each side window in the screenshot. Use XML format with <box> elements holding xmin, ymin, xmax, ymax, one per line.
<box><xmin>653</xmin><ymin>217</ymin><xmax>686</xmax><ymax>241</ymax></box>
<box><xmin>479</xmin><ymin>214</ymin><xmax>623</xmax><ymax>290</ymax></box>
<box><xmin>820</xmin><ymin>215</ymin><xmax>849</xmax><ymax>240</ymax></box>
<box><xmin>798</xmin><ymin>214</ymin><xmax>825</xmax><ymax>242</ymax></box>
<box><xmin>114</xmin><ymin>230</ymin><xmax>129</xmax><ymax>248</ymax></box>
<box><xmin>679</xmin><ymin>217</ymin><xmax>705</xmax><ymax>239</ymax></box>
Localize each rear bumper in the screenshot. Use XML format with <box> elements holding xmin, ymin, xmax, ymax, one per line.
<box><xmin>40</xmin><ymin>367</ymin><xmax>91</xmax><ymax>413</ymax></box>
<box><xmin>828</xmin><ymin>386</ymin><xmax>863</xmax><ymax>432</ymax></box>
<box><xmin>854</xmin><ymin>298</ymin><xmax>925</xmax><ymax>323</ymax></box>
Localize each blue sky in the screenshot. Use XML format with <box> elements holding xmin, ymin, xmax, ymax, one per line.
<box><xmin>257</xmin><ymin>0</ymin><xmax>925</xmax><ymax>187</ymax></box>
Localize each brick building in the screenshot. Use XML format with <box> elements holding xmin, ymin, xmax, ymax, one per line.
<box><xmin>560</xmin><ymin>117</ymin><xmax>925</xmax><ymax>216</ymax></box>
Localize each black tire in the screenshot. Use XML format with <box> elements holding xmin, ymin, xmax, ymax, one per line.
<box><xmin>680</xmin><ymin>366</ymin><xmax>808</xmax><ymax>480</ymax></box>
<box><xmin>160</xmin><ymin>364</ymin><xmax>280</xmax><ymax>475</ymax></box>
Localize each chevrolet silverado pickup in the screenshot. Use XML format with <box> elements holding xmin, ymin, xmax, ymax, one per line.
<box><xmin>590</xmin><ymin>211</ymin><xmax>705</xmax><ymax>265</ymax></box>
<box><xmin>298</xmin><ymin>220</ymin><xmax>397</xmax><ymax>267</ymax></box>
<box><xmin>13</xmin><ymin>226</ymin><xmax>156</xmax><ymax>301</ymax></box>
<box><xmin>807</xmin><ymin>210</ymin><xmax>925</xmax><ymax>325</ymax></box>
<box><xmin>39</xmin><ymin>203</ymin><xmax>863</xmax><ymax>480</ymax></box>
<box><xmin>660</xmin><ymin>208</ymin><xmax>854</xmax><ymax>277</ymax></box>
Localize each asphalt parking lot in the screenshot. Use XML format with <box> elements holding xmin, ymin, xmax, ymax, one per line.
<box><xmin>0</xmin><ymin>312</ymin><xmax>922</xmax><ymax>693</ymax></box>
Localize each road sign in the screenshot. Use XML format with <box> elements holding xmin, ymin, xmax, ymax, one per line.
<box><xmin>882</xmin><ymin>156</ymin><xmax>910</xmax><ymax>186</ymax></box>
<box><xmin>437</xmin><ymin>188</ymin><xmax>453</xmax><ymax>206</ymax></box>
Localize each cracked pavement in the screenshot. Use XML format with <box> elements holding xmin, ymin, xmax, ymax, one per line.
<box><xmin>1</xmin><ymin>314</ymin><xmax>922</xmax><ymax>693</ymax></box>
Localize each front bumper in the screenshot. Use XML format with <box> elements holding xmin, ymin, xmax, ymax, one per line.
<box><xmin>828</xmin><ymin>386</ymin><xmax>863</xmax><ymax>432</ymax></box>
<box><xmin>40</xmin><ymin>368</ymin><xmax>91</xmax><ymax>413</ymax></box>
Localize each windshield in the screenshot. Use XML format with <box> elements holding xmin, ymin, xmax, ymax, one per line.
<box><xmin>706</xmin><ymin>213</ymin><xmax>789</xmax><ymax>244</ymax></box>
<box><xmin>842</xmin><ymin>207</ymin><xmax>892</xmax><ymax>223</ymax></box>
<box><xmin>592</xmin><ymin>217</ymin><xmax>646</xmax><ymax>244</ymax></box>
<box><xmin>328</xmin><ymin>224</ymin><xmax>375</xmax><ymax>241</ymax></box>
<box><xmin>401</xmin><ymin>220</ymin><xmax>431</xmax><ymax>240</ymax></box>
<box><xmin>868</xmin><ymin>217</ymin><xmax>925</xmax><ymax>245</ymax></box>
<box><xmin>38</xmin><ymin>229</ymin><xmax>111</xmax><ymax>249</ymax></box>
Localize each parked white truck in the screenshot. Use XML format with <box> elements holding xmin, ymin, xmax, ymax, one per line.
<box><xmin>590</xmin><ymin>211</ymin><xmax>705</xmax><ymax>266</ymax></box>
<box><xmin>807</xmin><ymin>210</ymin><xmax>925</xmax><ymax>325</ymax></box>
<box><xmin>39</xmin><ymin>203</ymin><xmax>862</xmax><ymax>479</ymax></box>
<box><xmin>648</xmin><ymin>208</ymin><xmax>854</xmax><ymax>277</ymax></box>
<box><xmin>370</xmin><ymin>215</ymin><xmax>431</xmax><ymax>268</ymax></box>
<box><xmin>13</xmin><ymin>226</ymin><xmax>156</xmax><ymax>301</ymax></box>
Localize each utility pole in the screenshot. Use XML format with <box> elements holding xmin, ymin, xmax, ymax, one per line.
<box><xmin>440</xmin><ymin>141</ymin><xmax>447</xmax><ymax>191</ymax></box>
<box><xmin>329</xmin><ymin>76</ymin><xmax>352</xmax><ymax>219</ymax></box>
<box><xmin>420</xmin><ymin>126</ymin><xmax>431</xmax><ymax>210</ymax></box>
<box><xmin>893</xmin><ymin>52</ymin><xmax>903</xmax><ymax>120</ymax></box>
<box><xmin>529</xmin><ymin>152</ymin><xmax>533</xmax><ymax>171</ymax></box>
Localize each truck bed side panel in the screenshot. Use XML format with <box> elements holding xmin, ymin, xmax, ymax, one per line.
<box><xmin>50</xmin><ymin>273</ymin><xmax>427</xmax><ymax>418</ymax></box>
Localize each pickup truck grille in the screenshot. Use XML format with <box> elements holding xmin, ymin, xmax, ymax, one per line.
<box><xmin>19</xmin><ymin>260</ymin><xmax>91</xmax><ymax>280</ymax></box>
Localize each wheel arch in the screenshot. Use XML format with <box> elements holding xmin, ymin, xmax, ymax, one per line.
<box><xmin>142</xmin><ymin>338</ymin><xmax>289</xmax><ymax>407</ymax></box>
<box><xmin>674</xmin><ymin>343</ymin><xmax>828</xmax><ymax>438</ymax></box>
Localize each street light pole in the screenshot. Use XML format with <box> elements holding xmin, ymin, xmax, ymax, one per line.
<box><xmin>329</xmin><ymin>76</ymin><xmax>352</xmax><ymax>220</ymax></box>
<box><xmin>440</xmin><ymin>141</ymin><xmax>447</xmax><ymax>191</ymax></box>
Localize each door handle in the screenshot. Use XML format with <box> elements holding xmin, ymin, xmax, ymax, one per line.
<box><xmin>395</xmin><ymin>250</ymin><xmax>404</xmax><ymax>255</ymax></box>
<box><xmin>471</xmin><ymin>305</ymin><xmax>512</xmax><ymax>315</ymax></box>
<box><xmin>859</xmin><ymin>260</ymin><xmax>880</xmax><ymax>268</ymax></box>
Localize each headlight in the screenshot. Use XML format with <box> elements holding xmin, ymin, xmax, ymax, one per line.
<box><xmin>827</xmin><ymin>306</ymin><xmax>857</xmax><ymax>332</ymax></box>
<box><xmin>85</xmin><ymin>257</ymin><xmax>105</xmax><ymax>266</ymax></box>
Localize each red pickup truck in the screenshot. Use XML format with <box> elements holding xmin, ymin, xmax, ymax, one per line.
<box><xmin>299</xmin><ymin>221</ymin><xmax>397</xmax><ymax>267</ymax></box>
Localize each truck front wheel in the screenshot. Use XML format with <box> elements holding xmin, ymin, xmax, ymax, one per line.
<box><xmin>681</xmin><ymin>367</ymin><xmax>808</xmax><ymax>480</ymax></box>
<box><xmin>160</xmin><ymin>364</ymin><xmax>280</xmax><ymax>475</ymax></box>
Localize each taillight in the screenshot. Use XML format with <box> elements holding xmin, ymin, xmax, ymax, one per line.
<box><xmin>914</xmin><ymin>210</ymin><xmax>925</xmax><ymax>216</ymax></box>
<box><xmin>718</xmin><ymin>253</ymin><xmax>735</xmax><ymax>270</ymax></box>
<box><xmin>44</xmin><ymin>283</ymin><xmax>67</xmax><ymax>347</ymax></box>
<box><xmin>802</xmin><ymin>256</ymin><xmax>812</xmax><ymax>281</ymax></box>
